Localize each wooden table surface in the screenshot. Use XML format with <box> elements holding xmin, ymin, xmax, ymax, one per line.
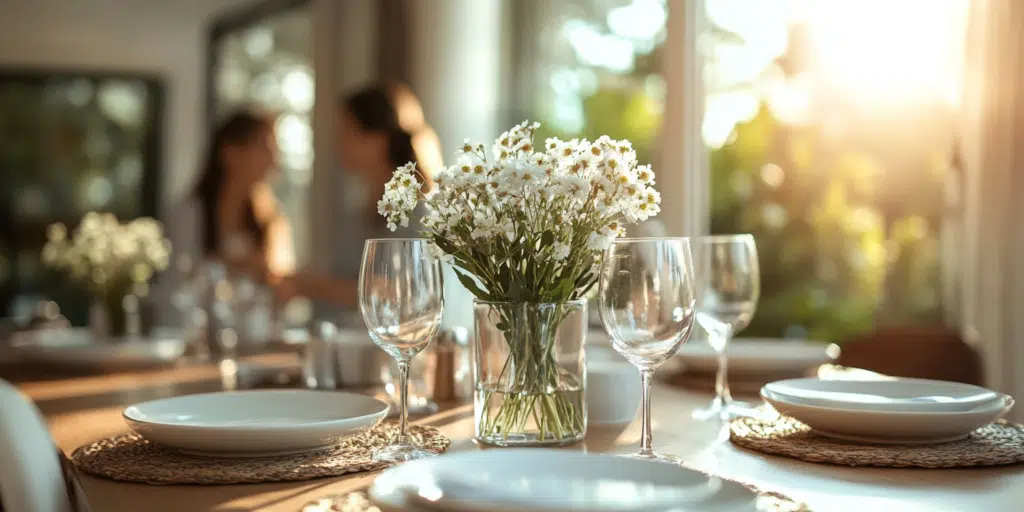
<box><xmin>18</xmin><ymin>359</ymin><xmax>1024</xmax><ymax>512</ymax></box>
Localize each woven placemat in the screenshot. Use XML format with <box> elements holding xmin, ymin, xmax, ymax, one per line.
<box><xmin>71</xmin><ymin>423</ymin><xmax>450</xmax><ymax>485</ymax></box>
<box><xmin>730</xmin><ymin>415</ymin><xmax>1024</xmax><ymax>468</ymax></box>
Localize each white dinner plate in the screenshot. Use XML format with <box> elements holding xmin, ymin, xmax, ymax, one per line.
<box><xmin>9</xmin><ymin>327</ymin><xmax>186</xmax><ymax>368</ymax></box>
<box><xmin>370</xmin><ymin>449</ymin><xmax>758</xmax><ymax>511</ymax></box>
<box><xmin>677</xmin><ymin>338</ymin><xmax>839</xmax><ymax>375</ymax></box>
<box><xmin>762</xmin><ymin>378</ymin><xmax>1002</xmax><ymax>413</ymax></box>
<box><xmin>123</xmin><ymin>390</ymin><xmax>389</xmax><ymax>457</ymax></box>
<box><xmin>762</xmin><ymin>381</ymin><xmax>1014</xmax><ymax>444</ymax></box>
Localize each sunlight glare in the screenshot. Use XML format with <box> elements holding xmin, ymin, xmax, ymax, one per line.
<box><xmin>806</xmin><ymin>0</ymin><xmax>969</xmax><ymax>106</ymax></box>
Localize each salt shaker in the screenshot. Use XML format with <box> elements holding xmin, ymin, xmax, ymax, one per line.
<box><xmin>303</xmin><ymin>322</ymin><xmax>339</xmax><ymax>389</ymax></box>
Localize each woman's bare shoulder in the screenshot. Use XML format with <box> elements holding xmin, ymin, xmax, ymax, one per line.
<box><xmin>251</xmin><ymin>182</ymin><xmax>281</xmax><ymax>221</ymax></box>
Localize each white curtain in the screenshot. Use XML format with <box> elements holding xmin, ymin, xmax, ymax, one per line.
<box><xmin>960</xmin><ymin>0</ymin><xmax>1024</xmax><ymax>417</ymax></box>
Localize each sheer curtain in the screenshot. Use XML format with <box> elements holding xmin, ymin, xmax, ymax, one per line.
<box><xmin>960</xmin><ymin>0</ymin><xmax>1024</xmax><ymax>417</ymax></box>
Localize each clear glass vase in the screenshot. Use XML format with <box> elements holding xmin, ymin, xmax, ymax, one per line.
<box><xmin>89</xmin><ymin>293</ymin><xmax>129</xmax><ymax>339</ymax></box>
<box><xmin>473</xmin><ymin>299</ymin><xmax>587</xmax><ymax>446</ymax></box>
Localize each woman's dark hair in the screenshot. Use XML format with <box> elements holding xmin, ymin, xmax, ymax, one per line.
<box><xmin>194</xmin><ymin>111</ymin><xmax>269</xmax><ymax>202</ymax></box>
<box><xmin>194</xmin><ymin>110</ymin><xmax>270</xmax><ymax>253</ymax></box>
<box><xmin>343</xmin><ymin>84</ymin><xmax>417</xmax><ymax>169</ymax></box>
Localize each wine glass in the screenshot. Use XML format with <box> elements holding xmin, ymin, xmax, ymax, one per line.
<box><xmin>692</xmin><ymin>234</ymin><xmax>761</xmax><ymax>421</ymax></box>
<box><xmin>599</xmin><ymin>238</ymin><xmax>696</xmax><ymax>463</ymax></box>
<box><xmin>359</xmin><ymin>238</ymin><xmax>445</xmax><ymax>462</ymax></box>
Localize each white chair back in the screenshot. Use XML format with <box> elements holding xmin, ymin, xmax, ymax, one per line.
<box><xmin>0</xmin><ymin>380</ymin><xmax>73</xmax><ymax>512</ymax></box>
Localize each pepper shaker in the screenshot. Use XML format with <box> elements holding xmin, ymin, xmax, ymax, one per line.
<box><xmin>431</xmin><ymin>330</ymin><xmax>457</xmax><ymax>401</ymax></box>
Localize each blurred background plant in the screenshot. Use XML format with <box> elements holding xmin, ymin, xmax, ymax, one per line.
<box><xmin>42</xmin><ymin>212</ymin><xmax>170</xmax><ymax>300</ymax></box>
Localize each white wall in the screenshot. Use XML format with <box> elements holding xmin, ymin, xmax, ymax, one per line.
<box><xmin>0</xmin><ymin>0</ymin><xmax>254</xmax><ymax>253</ymax></box>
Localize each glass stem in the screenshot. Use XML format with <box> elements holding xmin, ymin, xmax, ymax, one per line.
<box><xmin>714</xmin><ymin>328</ymin><xmax>733</xmax><ymax>408</ymax></box>
<box><xmin>397</xmin><ymin>360</ymin><xmax>411</xmax><ymax>446</ymax></box>
<box><xmin>639</xmin><ymin>369</ymin><xmax>655</xmax><ymax>456</ymax></box>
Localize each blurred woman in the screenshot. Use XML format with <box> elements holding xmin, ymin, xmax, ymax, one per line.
<box><xmin>284</xmin><ymin>83</ymin><xmax>441</xmax><ymax>306</ymax></box>
<box><xmin>194</xmin><ymin>110</ymin><xmax>294</xmax><ymax>280</ymax></box>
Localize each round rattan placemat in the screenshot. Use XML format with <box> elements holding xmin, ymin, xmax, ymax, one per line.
<box><xmin>71</xmin><ymin>423</ymin><xmax>450</xmax><ymax>485</ymax></box>
<box><xmin>730</xmin><ymin>415</ymin><xmax>1024</xmax><ymax>468</ymax></box>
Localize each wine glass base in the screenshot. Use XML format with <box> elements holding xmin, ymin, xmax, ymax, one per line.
<box><xmin>372</xmin><ymin>443</ymin><xmax>437</xmax><ymax>463</ymax></box>
<box><xmin>691</xmin><ymin>399</ymin><xmax>761</xmax><ymax>421</ymax></box>
<box><xmin>620</xmin><ymin>452</ymin><xmax>682</xmax><ymax>465</ymax></box>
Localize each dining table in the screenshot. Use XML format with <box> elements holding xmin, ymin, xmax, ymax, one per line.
<box><xmin>15</xmin><ymin>356</ymin><xmax>1024</xmax><ymax>512</ymax></box>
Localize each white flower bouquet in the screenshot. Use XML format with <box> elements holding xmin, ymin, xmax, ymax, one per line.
<box><xmin>379</xmin><ymin>121</ymin><xmax>661</xmax><ymax>444</ymax></box>
<box><xmin>43</xmin><ymin>212</ymin><xmax>171</xmax><ymax>335</ymax></box>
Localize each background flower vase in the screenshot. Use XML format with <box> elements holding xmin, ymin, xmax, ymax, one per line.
<box><xmin>43</xmin><ymin>212</ymin><xmax>171</xmax><ymax>340</ymax></box>
<box><xmin>377</xmin><ymin>121</ymin><xmax>662</xmax><ymax>447</ymax></box>
<box><xmin>89</xmin><ymin>291</ymin><xmax>129</xmax><ymax>338</ymax></box>
<box><xmin>474</xmin><ymin>300</ymin><xmax>587</xmax><ymax>446</ymax></box>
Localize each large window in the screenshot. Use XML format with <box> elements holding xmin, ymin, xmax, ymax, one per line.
<box><xmin>510</xmin><ymin>0</ymin><xmax>667</xmax><ymax>167</ymax></box>
<box><xmin>513</xmin><ymin>0</ymin><xmax>968</xmax><ymax>343</ymax></box>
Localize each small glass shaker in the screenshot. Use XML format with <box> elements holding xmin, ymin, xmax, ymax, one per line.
<box><xmin>303</xmin><ymin>322</ymin><xmax>340</xmax><ymax>389</ymax></box>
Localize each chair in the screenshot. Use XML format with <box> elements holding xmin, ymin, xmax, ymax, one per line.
<box><xmin>836</xmin><ymin>327</ymin><xmax>983</xmax><ymax>385</ymax></box>
<box><xmin>0</xmin><ymin>380</ymin><xmax>74</xmax><ymax>512</ymax></box>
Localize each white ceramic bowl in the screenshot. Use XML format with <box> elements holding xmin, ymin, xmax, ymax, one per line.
<box><xmin>123</xmin><ymin>390</ymin><xmax>389</xmax><ymax>457</ymax></box>
<box><xmin>586</xmin><ymin>361</ymin><xmax>641</xmax><ymax>426</ymax></box>
<box><xmin>10</xmin><ymin>327</ymin><xmax>185</xmax><ymax>368</ymax></box>
<box><xmin>762</xmin><ymin>384</ymin><xmax>1014</xmax><ymax>444</ymax></box>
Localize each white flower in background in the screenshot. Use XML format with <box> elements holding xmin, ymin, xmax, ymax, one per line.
<box><xmin>47</xmin><ymin>222</ymin><xmax>66</xmax><ymax>242</ymax></box>
<box><xmin>560</xmin><ymin>175</ymin><xmax>592</xmax><ymax>202</ymax></box>
<box><xmin>456</xmin><ymin>138</ymin><xmax>475</xmax><ymax>156</ymax></box>
<box><xmin>42</xmin><ymin>212</ymin><xmax>171</xmax><ymax>297</ymax></box>
<box><xmin>427</xmin><ymin>241</ymin><xmax>445</xmax><ymax>259</ymax></box>
<box><xmin>517</xmin><ymin>163</ymin><xmax>543</xmax><ymax>188</ymax></box>
<box><xmin>433</xmin><ymin>167</ymin><xmax>452</xmax><ymax>188</ymax></box>
<box><xmin>552</xmin><ymin>242</ymin><xmax>571</xmax><ymax>261</ymax></box>
<box><xmin>587</xmin><ymin>232</ymin><xmax>612</xmax><ymax>252</ymax></box>
<box><xmin>636</xmin><ymin>164</ymin><xmax>655</xmax><ymax>185</ymax></box>
<box><xmin>579</xmin><ymin>141</ymin><xmax>603</xmax><ymax>167</ymax></box>
<box><xmin>502</xmin><ymin>220</ymin><xmax>518</xmax><ymax>242</ymax></box>
<box><xmin>380</xmin><ymin>162</ymin><xmax>422</xmax><ymax>231</ymax></box>
<box><xmin>471</xmin><ymin>213</ymin><xmax>497</xmax><ymax>240</ymax></box>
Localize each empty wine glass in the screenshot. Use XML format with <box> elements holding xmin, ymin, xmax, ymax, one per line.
<box><xmin>599</xmin><ymin>238</ymin><xmax>696</xmax><ymax>463</ymax></box>
<box><xmin>359</xmin><ymin>238</ymin><xmax>445</xmax><ymax>463</ymax></box>
<box><xmin>692</xmin><ymin>234</ymin><xmax>761</xmax><ymax>421</ymax></box>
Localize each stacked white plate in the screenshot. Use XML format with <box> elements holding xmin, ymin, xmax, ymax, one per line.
<box><xmin>676</xmin><ymin>338</ymin><xmax>839</xmax><ymax>376</ymax></box>
<box><xmin>370</xmin><ymin>450</ymin><xmax>759</xmax><ymax>511</ymax></box>
<box><xmin>761</xmin><ymin>378</ymin><xmax>1014</xmax><ymax>444</ymax></box>
<box><xmin>9</xmin><ymin>327</ymin><xmax>186</xmax><ymax>368</ymax></box>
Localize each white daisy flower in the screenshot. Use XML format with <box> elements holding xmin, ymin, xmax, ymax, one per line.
<box><xmin>551</xmin><ymin>241</ymin><xmax>571</xmax><ymax>261</ymax></box>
